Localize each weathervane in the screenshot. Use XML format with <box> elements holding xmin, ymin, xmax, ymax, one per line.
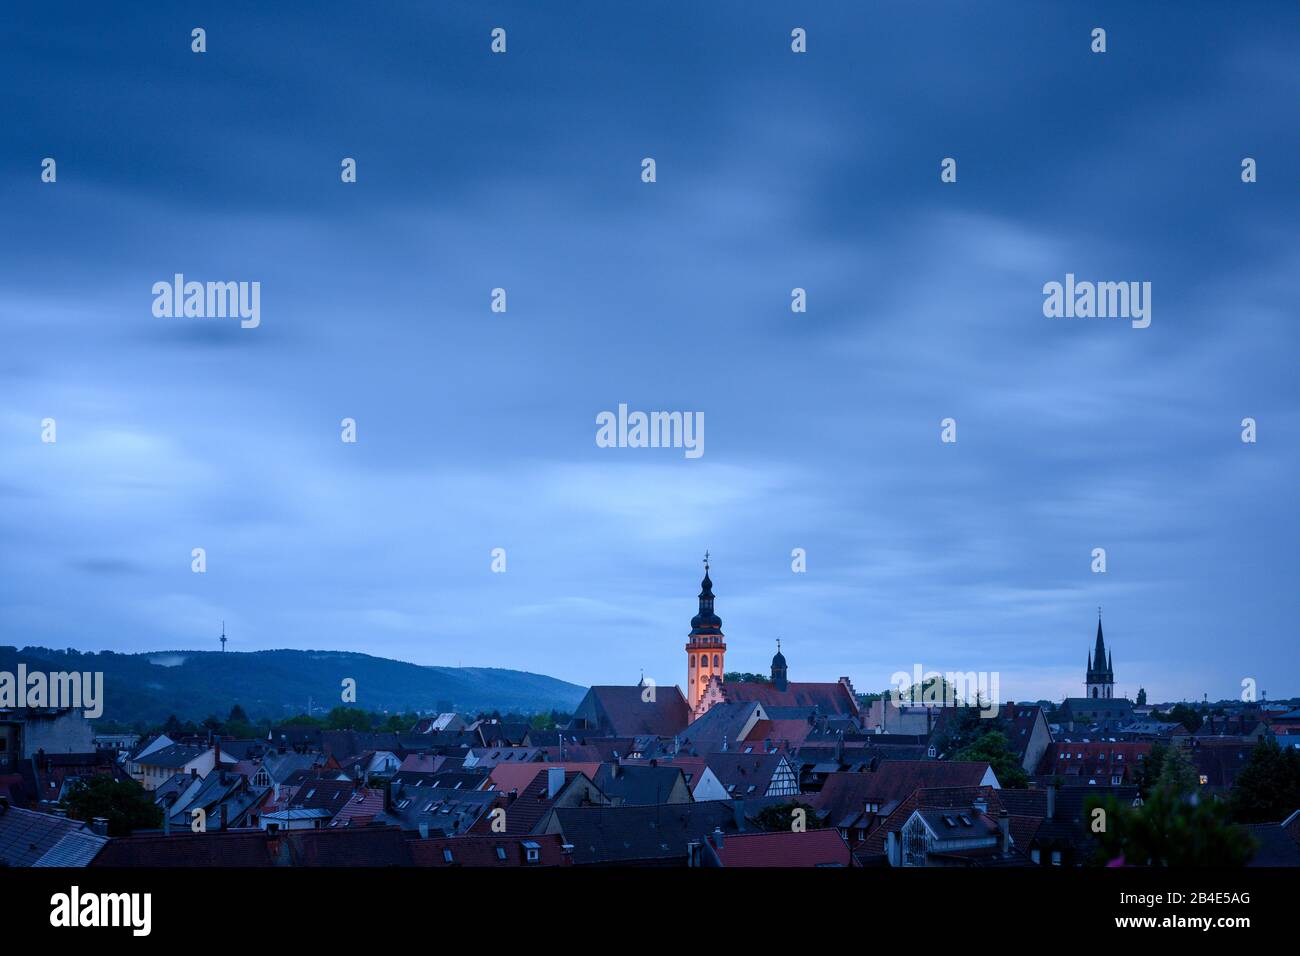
<box><xmin>703</xmin><ymin>550</ymin><xmax>710</xmax><ymax>572</ymax></box>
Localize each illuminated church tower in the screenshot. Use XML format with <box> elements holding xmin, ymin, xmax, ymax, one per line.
<box><xmin>686</xmin><ymin>553</ymin><xmax>726</xmax><ymax>709</ymax></box>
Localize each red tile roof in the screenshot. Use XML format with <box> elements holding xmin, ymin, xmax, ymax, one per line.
<box><xmin>718</xmin><ymin>681</ymin><xmax>859</xmax><ymax>716</ymax></box>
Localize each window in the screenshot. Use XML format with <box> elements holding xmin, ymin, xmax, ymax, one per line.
<box><xmin>1031</xmin><ymin>849</ymin><xmax>1040</xmax><ymax>864</ymax></box>
<box><xmin>1051</xmin><ymin>851</ymin><xmax>1061</xmax><ymax>865</ymax></box>
<box><xmin>713</xmin><ymin>654</ymin><xmax>719</xmax><ymax>668</ymax></box>
<box><xmin>495</xmin><ymin>846</ymin><xmax>507</xmax><ymax>861</ymax></box>
<box><xmin>1199</xmin><ymin>774</ymin><xmax>1208</xmax><ymax>785</ymax></box>
<box><xmin>442</xmin><ymin>849</ymin><xmax>454</xmax><ymax>863</ymax></box>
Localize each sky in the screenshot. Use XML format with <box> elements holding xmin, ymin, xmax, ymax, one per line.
<box><xmin>1</xmin><ymin>2</ymin><xmax>1297</xmax><ymax>705</ymax></box>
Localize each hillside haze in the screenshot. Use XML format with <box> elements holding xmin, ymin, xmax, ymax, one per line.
<box><xmin>0</xmin><ymin>646</ymin><xmax>587</xmax><ymax>725</ymax></box>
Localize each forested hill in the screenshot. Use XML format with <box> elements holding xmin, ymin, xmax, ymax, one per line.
<box><xmin>0</xmin><ymin>646</ymin><xmax>586</xmax><ymax>725</ymax></box>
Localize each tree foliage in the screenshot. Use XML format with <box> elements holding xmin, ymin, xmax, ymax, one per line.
<box><xmin>751</xmin><ymin>800</ymin><xmax>820</xmax><ymax>833</ymax></box>
<box><xmin>1086</xmin><ymin>743</ymin><xmax>1254</xmax><ymax>866</ymax></box>
<box><xmin>1230</xmin><ymin>738</ymin><xmax>1300</xmax><ymax>824</ymax></box>
<box><xmin>61</xmin><ymin>775</ymin><xmax>162</xmax><ymax>837</ymax></box>
<box><xmin>953</xmin><ymin>729</ymin><xmax>1028</xmax><ymax>788</ymax></box>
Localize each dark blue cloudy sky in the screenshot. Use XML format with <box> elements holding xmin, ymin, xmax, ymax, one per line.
<box><xmin>2</xmin><ymin>2</ymin><xmax>1296</xmax><ymax>704</ymax></box>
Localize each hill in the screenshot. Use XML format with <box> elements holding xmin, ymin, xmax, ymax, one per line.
<box><xmin>0</xmin><ymin>645</ymin><xmax>586</xmax><ymax>726</ymax></box>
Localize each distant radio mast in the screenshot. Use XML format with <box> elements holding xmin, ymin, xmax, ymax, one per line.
<box><xmin>220</xmin><ymin>621</ymin><xmax>227</xmax><ymax>652</ymax></box>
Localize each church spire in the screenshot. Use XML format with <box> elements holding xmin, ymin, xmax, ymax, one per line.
<box><xmin>771</xmin><ymin>638</ymin><xmax>788</xmax><ymax>692</ymax></box>
<box><xmin>686</xmin><ymin>553</ymin><xmax>726</xmax><ymax>711</ymax></box>
<box><xmin>1093</xmin><ymin>608</ymin><xmax>1107</xmax><ymax>667</ymax></box>
<box><xmin>1085</xmin><ymin>608</ymin><xmax>1115</xmax><ymax>699</ymax></box>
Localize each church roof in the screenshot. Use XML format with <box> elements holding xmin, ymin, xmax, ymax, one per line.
<box><xmin>719</xmin><ymin>681</ymin><xmax>859</xmax><ymax>717</ymax></box>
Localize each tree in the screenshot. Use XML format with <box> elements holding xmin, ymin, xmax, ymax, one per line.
<box><xmin>953</xmin><ymin>730</ymin><xmax>1028</xmax><ymax>788</ymax></box>
<box><xmin>227</xmin><ymin>704</ymin><xmax>249</xmax><ymax>723</ymax></box>
<box><xmin>724</xmin><ymin>672</ymin><xmax>770</xmax><ymax>684</ymax></box>
<box><xmin>282</xmin><ymin>713</ymin><xmax>325</xmax><ymax>728</ymax></box>
<box><xmin>325</xmin><ymin>707</ymin><xmax>372</xmax><ymax>731</ymax></box>
<box><xmin>1161</xmin><ymin>703</ymin><xmax>1203</xmax><ymax>733</ymax></box>
<box><xmin>162</xmin><ymin>714</ymin><xmax>183</xmax><ymax>737</ymax></box>
<box><xmin>1086</xmin><ymin>778</ymin><xmax>1254</xmax><ymax>867</ymax></box>
<box><xmin>1230</xmin><ymin>738</ymin><xmax>1300</xmax><ymax>824</ymax></box>
<box><xmin>1157</xmin><ymin>743</ymin><xmax>1197</xmax><ymax>796</ymax></box>
<box><xmin>62</xmin><ymin>776</ymin><xmax>162</xmax><ymax>837</ymax></box>
<box><xmin>1136</xmin><ymin>688</ymin><xmax>1147</xmax><ymax>706</ymax></box>
<box><xmin>1135</xmin><ymin>742</ymin><xmax>1167</xmax><ymax>799</ymax></box>
<box><xmin>932</xmin><ymin>706</ymin><xmax>1011</xmax><ymax>758</ymax></box>
<box><xmin>751</xmin><ymin>800</ymin><xmax>819</xmax><ymax>833</ymax></box>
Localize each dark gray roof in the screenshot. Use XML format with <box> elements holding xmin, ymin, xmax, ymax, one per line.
<box><xmin>139</xmin><ymin>743</ymin><xmax>210</xmax><ymax>769</ymax></box>
<box><xmin>591</xmin><ymin>764</ymin><xmax>687</xmax><ymax>806</ymax></box>
<box><xmin>33</xmin><ymin>827</ymin><xmax>109</xmax><ymax>867</ymax></box>
<box><xmin>1244</xmin><ymin>822</ymin><xmax>1300</xmax><ymax>866</ymax></box>
<box><xmin>0</xmin><ymin>803</ymin><xmax>105</xmax><ymax>867</ymax></box>
<box><xmin>549</xmin><ymin>800</ymin><xmax>748</xmax><ymax>865</ymax></box>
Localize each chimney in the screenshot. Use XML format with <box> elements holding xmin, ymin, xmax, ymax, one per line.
<box><xmin>508</xmin><ymin>787</ymin><xmax>519</xmax><ymax>804</ymax></box>
<box><xmin>1046</xmin><ymin>784</ymin><xmax>1056</xmax><ymax>820</ymax></box>
<box><xmin>213</xmin><ymin>738</ymin><xmax>221</xmax><ymax>768</ymax></box>
<box><xmin>731</xmin><ymin>798</ymin><xmax>745</xmax><ymax>830</ymax></box>
<box><xmin>90</xmin><ymin>817</ymin><xmax>109</xmax><ymax>836</ymax></box>
<box><xmin>220</xmin><ymin>802</ymin><xmax>229</xmax><ymax>831</ymax></box>
<box><xmin>163</xmin><ymin>811</ymin><xmax>170</xmax><ymax>836</ymax></box>
<box><xmin>886</xmin><ymin>830</ymin><xmax>899</xmax><ymax>866</ymax></box>
<box><xmin>711</xmin><ymin>826</ymin><xmax>724</xmax><ymax>850</ymax></box>
<box><xmin>998</xmin><ymin>809</ymin><xmax>1010</xmax><ymax>854</ymax></box>
<box><xmin>418</xmin><ymin>821</ymin><xmax>429</xmax><ymax>839</ymax></box>
<box><xmin>546</xmin><ymin>767</ymin><xmax>565</xmax><ymax>800</ymax></box>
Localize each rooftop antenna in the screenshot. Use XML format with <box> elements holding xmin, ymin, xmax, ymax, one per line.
<box><xmin>219</xmin><ymin>621</ymin><xmax>227</xmax><ymax>652</ymax></box>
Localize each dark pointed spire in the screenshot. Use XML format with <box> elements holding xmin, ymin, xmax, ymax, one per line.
<box><xmin>1093</xmin><ymin>609</ymin><xmax>1106</xmax><ymax>673</ymax></box>
<box><xmin>690</xmin><ymin>553</ymin><xmax>722</xmax><ymax>636</ymax></box>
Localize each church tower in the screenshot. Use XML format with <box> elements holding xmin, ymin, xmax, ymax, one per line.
<box><xmin>770</xmin><ymin>639</ymin><xmax>788</xmax><ymax>692</ymax></box>
<box><xmin>686</xmin><ymin>553</ymin><xmax>726</xmax><ymax>709</ymax></box>
<box><xmin>1086</xmin><ymin>610</ymin><xmax>1114</xmax><ymax>699</ymax></box>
